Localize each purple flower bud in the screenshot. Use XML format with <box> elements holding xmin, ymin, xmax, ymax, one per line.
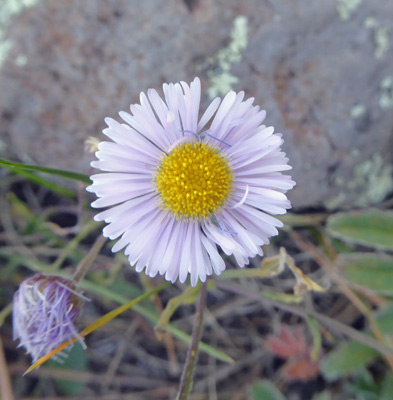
<box><xmin>13</xmin><ymin>275</ymin><xmax>86</xmax><ymax>362</ymax></box>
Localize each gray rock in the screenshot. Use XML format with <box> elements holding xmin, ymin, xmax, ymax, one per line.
<box><xmin>0</xmin><ymin>0</ymin><xmax>392</xmax><ymax>209</ymax></box>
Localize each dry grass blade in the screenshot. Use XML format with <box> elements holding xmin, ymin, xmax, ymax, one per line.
<box><xmin>24</xmin><ymin>282</ymin><xmax>170</xmax><ymax>374</ymax></box>
<box><xmin>0</xmin><ymin>335</ymin><xmax>15</xmax><ymax>400</ymax></box>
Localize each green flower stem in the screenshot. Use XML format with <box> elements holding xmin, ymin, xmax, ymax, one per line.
<box><xmin>176</xmin><ymin>280</ymin><xmax>208</xmax><ymax>400</ymax></box>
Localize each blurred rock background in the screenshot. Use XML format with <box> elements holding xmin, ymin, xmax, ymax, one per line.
<box><xmin>0</xmin><ymin>0</ymin><xmax>392</xmax><ymax>210</ymax></box>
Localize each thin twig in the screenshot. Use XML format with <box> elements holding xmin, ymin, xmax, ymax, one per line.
<box><xmin>144</xmin><ymin>276</ymin><xmax>179</xmax><ymax>374</ymax></box>
<box><xmin>72</xmin><ymin>234</ymin><xmax>107</xmax><ymax>284</ymax></box>
<box><xmin>177</xmin><ymin>281</ymin><xmax>208</xmax><ymax>400</ymax></box>
<box><xmin>101</xmin><ymin>321</ymin><xmax>139</xmax><ymax>391</ymax></box>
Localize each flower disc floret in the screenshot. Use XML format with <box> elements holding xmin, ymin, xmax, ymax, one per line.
<box><xmin>88</xmin><ymin>77</ymin><xmax>296</xmax><ymax>285</ymax></box>
<box><xmin>155</xmin><ymin>142</ymin><xmax>233</xmax><ymax>219</ymax></box>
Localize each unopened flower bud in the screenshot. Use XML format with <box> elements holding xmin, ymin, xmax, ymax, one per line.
<box><xmin>13</xmin><ymin>275</ymin><xmax>86</xmax><ymax>362</ymax></box>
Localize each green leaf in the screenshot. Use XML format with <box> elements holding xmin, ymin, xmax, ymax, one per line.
<box><xmin>346</xmin><ymin>369</ymin><xmax>380</xmax><ymax>400</ymax></box>
<box><xmin>320</xmin><ymin>341</ymin><xmax>378</xmax><ymax>381</ymax></box>
<box><xmin>250</xmin><ymin>380</ymin><xmax>286</xmax><ymax>400</ymax></box>
<box><xmin>49</xmin><ymin>344</ymin><xmax>88</xmax><ymax>395</ymax></box>
<box><xmin>375</xmin><ymin>303</ymin><xmax>393</xmax><ymax>335</ymax></box>
<box><xmin>337</xmin><ymin>253</ymin><xmax>393</xmax><ymax>294</ymax></box>
<box><xmin>381</xmin><ymin>373</ymin><xmax>393</xmax><ymax>400</ymax></box>
<box><xmin>326</xmin><ymin>209</ymin><xmax>393</xmax><ymax>251</ymax></box>
<box><xmin>0</xmin><ymin>158</ymin><xmax>91</xmax><ymax>184</ymax></box>
<box><xmin>312</xmin><ymin>391</ymin><xmax>331</xmax><ymax>400</ymax></box>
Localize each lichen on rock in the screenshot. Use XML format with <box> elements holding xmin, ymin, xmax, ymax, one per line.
<box><xmin>202</xmin><ymin>15</ymin><xmax>249</xmax><ymax>98</ymax></box>
<box><xmin>336</xmin><ymin>0</ymin><xmax>363</xmax><ymax>21</ymax></box>
<box><xmin>324</xmin><ymin>154</ymin><xmax>393</xmax><ymax>210</ymax></box>
<box><xmin>0</xmin><ymin>0</ymin><xmax>38</xmax><ymax>68</ymax></box>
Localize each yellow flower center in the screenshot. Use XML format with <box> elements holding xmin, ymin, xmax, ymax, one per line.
<box><xmin>155</xmin><ymin>142</ymin><xmax>233</xmax><ymax>219</ymax></box>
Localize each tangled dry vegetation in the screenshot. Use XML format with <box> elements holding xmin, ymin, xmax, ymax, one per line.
<box><xmin>1</xmin><ymin>173</ymin><xmax>393</xmax><ymax>400</ymax></box>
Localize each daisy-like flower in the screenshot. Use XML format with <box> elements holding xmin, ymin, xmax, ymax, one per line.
<box><xmin>87</xmin><ymin>78</ymin><xmax>295</xmax><ymax>286</ymax></box>
<box><xmin>13</xmin><ymin>275</ymin><xmax>86</xmax><ymax>362</ymax></box>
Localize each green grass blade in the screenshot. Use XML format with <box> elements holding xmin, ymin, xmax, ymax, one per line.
<box><xmin>6</xmin><ymin>168</ymin><xmax>76</xmax><ymax>197</ymax></box>
<box><xmin>0</xmin><ymin>158</ymin><xmax>91</xmax><ymax>184</ymax></box>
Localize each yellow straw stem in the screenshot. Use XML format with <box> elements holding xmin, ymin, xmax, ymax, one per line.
<box><xmin>24</xmin><ymin>282</ymin><xmax>170</xmax><ymax>375</ymax></box>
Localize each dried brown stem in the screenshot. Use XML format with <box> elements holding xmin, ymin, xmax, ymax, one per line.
<box><xmin>177</xmin><ymin>281</ymin><xmax>208</xmax><ymax>400</ymax></box>
<box><xmin>72</xmin><ymin>234</ymin><xmax>107</xmax><ymax>284</ymax></box>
